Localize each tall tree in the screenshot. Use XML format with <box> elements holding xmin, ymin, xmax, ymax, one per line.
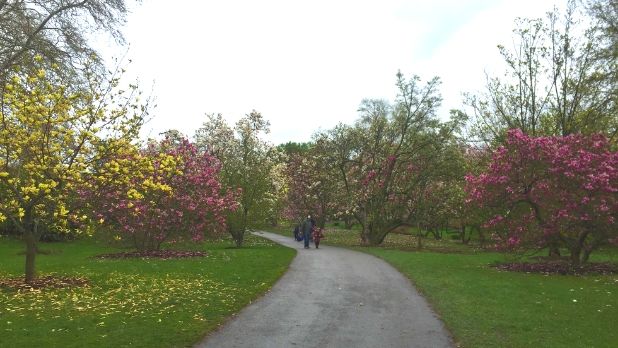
<box><xmin>587</xmin><ymin>0</ymin><xmax>618</xmax><ymax>63</ymax></box>
<box><xmin>85</xmin><ymin>138</ymin><xmax>237</xmax><ymax>251</ymax></box>
<box><xmin>466</xmin><ymin>129</ymin><xmax>618</xmax><ymax>266</ymax></box>
<box><xmin>323</xmin><ymin>72</ymin><xmax>463</xmax><ymax>245</ymax></box>
<box><xmin>277</xmin><ymin>141</ymin><xmax>311</xmax><ymax>156</ymax></box>
<box><xmin>466</xmin><ymin>1</ymin><xmax>616</xmax><ymax>144</ymax></box>
<box><xmin>0</xmin><ymin>0</ymin><xmax>131</xmax><ymax>82</ymax></box>
<box><xmin>587</xmin><ymin>0</ymin><xmax>618</xmax><ymax>140</ymax></box>
<box><xmin>0</xmin><ymin>60</ymin><xmax>147</xmax><ymax>283</ymax></box>
<box><xmin>282</xmin><ymin>136</ymin><xmax>341</xmax><ymax>228</ymax></box>
<box><xmin>195</xmin><ymin>111</ymin><xmax>280</xmax><ymax>247</ymax></box>
<box><xmin>414</xmin><ymin>138</ymin><xmax>468</xmax><ymax>242</ymax></box>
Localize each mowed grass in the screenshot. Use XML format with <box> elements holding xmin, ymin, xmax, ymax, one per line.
<box><xmin>269</xmin><ymin>225</ymin><xmax>618</xmax><ymax>348</ymax></box>
<box><xmin>367</xmin><ymin>249</ymin><xmax>618</xmax><ymax>348</ymax></box>
<box><xmin>0</xmin><ymin>234</ymin><xmax>295</xmax><ymax>348</ymax></box>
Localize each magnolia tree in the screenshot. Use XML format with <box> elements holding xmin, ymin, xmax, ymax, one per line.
<box><xmin>195</xmin><ymin>111</ymin><xmax>280</xmax><ymax>247</ymax></box>
<box><xmin>317</xmin><ymin>73</ymin><xmax>465</xmax><ymax>245</ymax></box>
<box><xmin>466</xmin><ymin>129</ymin><xmax>618</xmax><ymax>266</ymax></box>
<box><xmin>84</xmin><ymin>138</ymin><xmax>237</xmax><ymax>250</ymax></box>
<box><xmin>414</xmin><ymin>140</ymin><xmax>469</xmax><ymax>239</ymax></box>
<box><xmin>282</xmin><ymin>139</ymin><xmax>343</xmax><ymax>228</ymax></box>
<box><xmin>265</xmin><ymin>162</ymin><xmax>288</xmax><ymax>227</ymax></box>
<box><xmin>465</xmin><ymin>2</ymin><xmax>616</xmax><ymax>145</ymax></box>
<box><xmin>0</xmin><ymin>61</ymin><xmax>147</xmax><ymax>282</ymax></box>
<box><xmin>283</xmin><ymin>153</ymin><xmax>315</xmax><ymax>224</ymax></box>
<box><xmin>457</xmin><ymin>145</ymin><xmax>494</xmax><ymax>246</ymax></box>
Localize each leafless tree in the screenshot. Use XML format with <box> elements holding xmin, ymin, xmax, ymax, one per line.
<box><xmin>0</xmin><ymin>0</ymin><xmax>132</xmax><ymax>82</ymax></box>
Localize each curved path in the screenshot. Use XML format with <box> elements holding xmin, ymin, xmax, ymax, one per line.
<box><xmin>196</xmin><ymin>231</ymin><xmax>453</xmax><ymax>348</ymax></box>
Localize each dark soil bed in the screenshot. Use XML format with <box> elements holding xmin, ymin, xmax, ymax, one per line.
<box><xmin>94</xmin><ymin>250</ymin><xmax>208</xmax><ymax>260</ymax></box>
<box><xmin>493</xmin><ymin>261</ymin><xmax>618</xmax><ymax>275</ymax></box>
<box><xmin>0</xmin><ymin>275</ymin><xmax>89</xmax><ymax>290</ymax></box>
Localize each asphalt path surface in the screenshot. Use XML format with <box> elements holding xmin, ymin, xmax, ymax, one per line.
<box><xmin>196</xmin><ymin>231</ymin><xmax>453</xmax><ymax>348</ymax></box>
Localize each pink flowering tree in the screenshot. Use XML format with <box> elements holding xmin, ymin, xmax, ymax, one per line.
<box><xmin>318</xmin><ymin>73</ymin><xmax>465</xmax><ymax>245</ymax></box>
<box><xmin>466</xmin><ymin>129</ymin><xmax>618</xmax><ymax>266</ymax></box>
<box><xmin>282</xmin><ymin>141</ymin><xmax>343</xmax><ymax>228</ymax></box>
<box><xmin>195</xmin><ymin>112</ymin><xmax>280</xmax><ymax>247</ymax></box>
<box><xmin>458</xmin><ymin>145</ymin><xmax>494</xmax><ymax>246</ymax></box>
<box><xmin>282</xmin><ymin>153</ymin><xmax>319</xmax><ymax>225</ymax></box>
<box><xmin>84</xmin><ymin>138</ymin><xmax>238</xmax><ymax>250</ymax></box>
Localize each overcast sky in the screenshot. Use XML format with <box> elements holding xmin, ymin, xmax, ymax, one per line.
<box><xmin>103</xmin><ymin>0</ymin><xmax>563</xmax><ymax>144</ymax></box>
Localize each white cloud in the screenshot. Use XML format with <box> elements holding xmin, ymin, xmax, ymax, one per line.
<box><xmin>103</xmin><ymin>0</ymin><xmax>563</xmax><ymax>144</ymax></box>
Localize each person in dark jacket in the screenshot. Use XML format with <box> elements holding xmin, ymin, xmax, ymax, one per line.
<box><xmin>293</xmin><ymin>224</ymin><xmax>301</xmax><ymax>241</ymax></box>
<box><xmin>301</xmin><ymin>215</ymin><xmax>313</xmax><ymax>249</ymax></box>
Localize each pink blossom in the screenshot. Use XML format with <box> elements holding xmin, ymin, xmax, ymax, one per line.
<box><xmin>465</xmin><ymin>130</ymin><xmax>617</xmax><ymax>256</ymax></box>
<box><xmin>83</xmin><ymin>138</ymin><xmax>238</xmax><ymax>250</ymax></box>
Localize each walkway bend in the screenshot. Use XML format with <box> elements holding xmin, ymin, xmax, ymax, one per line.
<box><xmin>197</xmin><ymin>231</ymin><xmax>453</xmax><ymax>348</ymax></box>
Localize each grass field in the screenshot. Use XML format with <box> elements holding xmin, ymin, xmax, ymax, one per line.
<box><xmin>268</xmin><ymin>224</ymin><xmax>618</xmax><ymax>348</ymax></box>
<box><xmin>368</xmin><ymin>249</ymin><xmax>618</xmax><ymax>348</ymax></box>
<box><xmin>0</xmin><ymin>234</ymin><xmax>295</xmax><ymax>348</ymax></box>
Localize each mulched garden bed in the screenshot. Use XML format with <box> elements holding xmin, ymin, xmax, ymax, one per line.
<box><xmin>0</xmin><ymin>275</ymin><xmax>89</xmax><ymax>291</ymax></box>
<box><xmin>493</xmin><ymin>261</ymin><xmax>618</xmax><ymax>275</ymax></box>
<box><xmin>94</xmin><ymin>250</ymin><xmax>208</xmax><ymax>260</ymax></box>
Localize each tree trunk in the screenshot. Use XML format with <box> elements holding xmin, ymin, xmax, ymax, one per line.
<box><xmin>232</xmin><ymin>209</ymin><xmax>249</xmax><ymax>248</ymax></box>
<box><xmin>317</xmin><ymin>216</ymin><xmax>326</xmax><ymax>229</ymax></box>
<box><xmin>360</xmin><ymin>226</ymin><xmax>369</xmax><ymax>245</ymax></box>
<box><xmin>461</xmin><ymin>224</ymin><xmax>470</xmax><ymax>245</ymax></box>
<box><xmin>477</xmin><ymin>225</ymin><xmax>485</xmax><ymax>248</ymax></box>
<box><xmin>570</xmin><ymin>247</ymin><xmax>582</xmax><ymax>267</ymax></box>
<box><xmin>548</xmin><ymin>245</ymin><xmax>561</xmax><ymax>258</ymax></box>
<box><xmin>344</xmin><ymin>216</ymin><xmax>354</xmax><ymax>230</ymax></box>
<box><xmin>24</xmin><ymin>229</ymin><xmax>37</xmax><ymax>283</ymax></box>
<box><xmin>370</xmin><ymin>229</ymin><xmax>388</xmax><ymax>245</ymax></box>
<box><xmin>416</xmin><ymin>225</ymin><xmax>423</xmax><ymax>249</ymax></box>
<box><xmin>227</xmin><ymin>209</ymin><xmax>246</xmax><ymax>248</ymax></box>
<box><xmin>361</xmin><ymin>224</ymin><xmax>387</xmax><ymax>246</ymax></box>
<box><xmin>232</xmin><ymin>223</ymin><xmax>245</xmax><ymax>247</ymax></box>
<box><xmin>234</xmin><ymin>234</ymin><xmax>243</xmax><ymax>247</ymax></box>
<box><xmin>582</xmin><ymin>248</ymin><xmax>592</xmax><ymax>264</ymax></box>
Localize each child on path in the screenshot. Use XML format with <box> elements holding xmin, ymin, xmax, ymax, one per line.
<box><xmin>293</xmin><ymin>225</ymin><xmax>301</xmax><ymax>241</ymax></box>
<box><xmin>312</xmin><ymin>227</ymin><xmax>325</xmax><ymax>249</ymax></box>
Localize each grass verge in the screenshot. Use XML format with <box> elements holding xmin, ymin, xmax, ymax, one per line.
<box><xmin>365</xmin><ymin>248</ymin><xmax>618</xmax><ymax>348</ymax></box>
<box><xmin>267</xmin><ymin>225</ymin><xmax>618</xmax><ymax>347</ymax></box>
<box><xmin>0</xmin><ymin>234</ymin><xmax>295</xmax><ymax>348</ymax></box>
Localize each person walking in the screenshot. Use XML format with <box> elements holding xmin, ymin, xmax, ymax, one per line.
<box><xmin>312</xmin><ymin>227</ymin><xmax>324</xmax><ymax>249</ymax></box>
<box><xmin>301</xmin><ymin>215</ymin><xmax>313</xmax><ymax>249</ymax></box>
<box><xmin>293</xmin><ymin>224</ymin><xmax>301</xmax><ymax>241</ymax></box>
<box><xmin>309</xmin><ymin>216</ymin><xmax>316</xmax><ymax>242</ymax></box>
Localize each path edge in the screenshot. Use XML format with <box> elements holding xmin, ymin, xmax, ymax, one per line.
<box><xmin>192</xmin><ymin>232</ymin><xmax>298</xmax><ymax>347</ymax></box>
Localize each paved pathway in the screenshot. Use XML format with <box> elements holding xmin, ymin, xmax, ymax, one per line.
<box><xmin>196</xmin><ymin>231</ymin><xmax>453</xmax><ymax>348</ymax></box>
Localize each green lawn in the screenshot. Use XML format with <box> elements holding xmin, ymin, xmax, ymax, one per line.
<box><xmin>0</xmin><ymin>234</ymin><xmax>295</xmax><ymax>348</ymax></box>
<box><xmin>268</xmin><ymin>224</ymin><xmax>618</xmax><ymax>348</ymax></box>
<box><xmin>367</xmin><ymin>249</ymin><xmax>618</xmax><ymax>348</ymax></box>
